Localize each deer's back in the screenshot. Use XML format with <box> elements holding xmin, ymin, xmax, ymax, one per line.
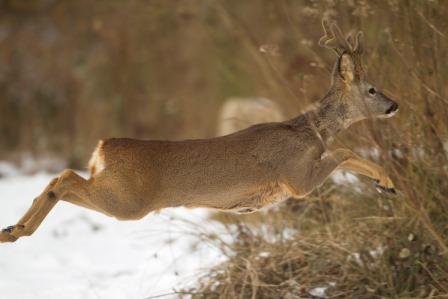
<box><xmin>90</xmin><ymin>121</ymin><xmax>319</xmax><ymax>210</ymax></box>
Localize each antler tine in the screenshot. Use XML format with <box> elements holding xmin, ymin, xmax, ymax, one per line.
<box><xmin>329</xmin><ymin>22</ymin><xmax>353</xmax><ymax>53</ymax></box>
<box><xmin>319</xmin><ymin>19</ymin><xmax>353</xmax><ymax>55</ymax></box>
<box><xmin>346</xmin><ymin>32</ymin><xmax>355</xmax><ymax>49</ymax></box>
<box><xmin>353</xmin><ymin>31</ymin><xmax>364</xmax><ymax>54</ymax></box>
<box><xmin>318</xmin><ymin>19</ymin><xmax>338</xmax><ymax>54</ymax></box>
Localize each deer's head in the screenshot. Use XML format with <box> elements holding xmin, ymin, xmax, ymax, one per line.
<box><xmin>319</xmin><ymin>20</ymin><xmax>398</xmax><ymax>124</ymax></box>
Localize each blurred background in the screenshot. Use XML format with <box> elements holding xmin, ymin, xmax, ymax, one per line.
<box><xmin>1</xmin><ymin>0</ymin><xmax>448</xmax><ymax>298</ymax></box>
<box><xmin>3</xmin><ymin>0</ymin><xmax>442</xmax><ymax>168</ymax></box>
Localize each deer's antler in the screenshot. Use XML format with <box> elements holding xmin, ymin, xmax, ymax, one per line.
<box><xmin>319</xmin><ymin>19</ymin><xmax>363</xmax><ymax>56</ymax></box>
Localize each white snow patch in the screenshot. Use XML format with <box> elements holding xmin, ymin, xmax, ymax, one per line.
<box><xmin>282</xmin><ymin>227</ymin><xmax>297</xmax><ymax>241</ymax></box>
<box><xmin>347</xmin><ymin>245</ymin><xmax>385</xmax><ymax>267</ymax></box>
<box><xmin>0</xmin><ymin>161</ymin><xmax>20</xmax><ymax>177</ymax></box>
<box><xmin>331</xmin><ymin>171</ymin><xmax>359</xmax><ymax>184</ymax></box>
<box><xmin>347</xmin><ymin>252</ymin><xmax>363</xmax><ymax>266</ymax></box>
<box><xmin>0</xmin><ymin>172</ymin><xmax>227</xmax><ymax>299</ymax></box>
<box><xmin>357</xmin><ymin>147</ymin><xmax>380</xmax><ymax>160</ymax></box>
<box><xmin>369</xmin><ymin>245</ymin><xmax>386</xmax><ymax>258</ymax></box>
<box><xmin>309</xmin><ymin>282</ymin><xmax>336</xmax><ymax>298</ymax></box>
<box><xmin>309</xmin><ymin>286</ymin><xmax>328</xmax><ymax>298</ymax></box>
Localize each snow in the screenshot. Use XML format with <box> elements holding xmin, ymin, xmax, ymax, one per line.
<box><xmin>0</xmin><ymin>171</ymin><xmax>227</xmax><ymax>299</ymax></box>
<box><xmin>308</xmin><ymin>282</ymin><xmax>335</xmax><ymax>298</ymax></box>
<box><xmin>0</xmin><ymin>159</ymin><xmax>379</xmax><ymax>299</ymax></box>
<box><xmin>0</xmin><ymin>161</ymin><xmax>20</xmax><ymax>178</ymax></box>
<box><xmin>331</xmin><ymin>171</ymin><xmax>359</xmax><ymax>185</ymax></box>
<box><xmin>309</xmin><ymin>286</ymin><xmax>328</xmax><ymax>298</ymax></box>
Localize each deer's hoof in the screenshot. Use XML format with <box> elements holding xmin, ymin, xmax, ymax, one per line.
<box><xmin>2</xmin><ymin>225</ymin><xmax>15</xmax><ymax>233</ymax></box>
<box><xmin>374</xmin><ymin>180</ymin><xmax>396</xmax><ymax>195</ymax></box>
<box><xmin>0</xmin><ymin>230</ymin><xmax>18</xmax><ymax>243</ymax></box>
<box><xmin>2</xmin><ymin>225</ymin><xmax>24</xmax><ymax>233</ymax></box>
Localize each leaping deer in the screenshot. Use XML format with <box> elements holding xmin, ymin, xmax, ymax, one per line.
<box><xmin>1</xmin><ymin>21</ymin><xmax>398</xmax><ymax>243</ymax></box>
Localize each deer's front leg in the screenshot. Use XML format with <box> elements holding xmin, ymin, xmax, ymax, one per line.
<box><xmin>283</xmin><ymin>148</ymin><xmax>354</xmax><ymax>197</ymax></box>
<box><xmin>283</xmin><ymin>148</ymin><xmax>395</xmax><ymax>196</ymax></box>
<box><xmin>337</xmin><ymin>154</ymin><xmax>395</xmax><ymax>193</ymax></box>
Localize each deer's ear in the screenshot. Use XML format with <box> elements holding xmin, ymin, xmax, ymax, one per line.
<box><xmin>339</xmin><ymin>53</ymin><xmax>355</xmax><ymax>84</ymax></box>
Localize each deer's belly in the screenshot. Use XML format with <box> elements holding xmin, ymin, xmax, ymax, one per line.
<box><xmin>226</xmin><ymin>183</ymin><xmax>291</xmax><ymax>214</ymax></box>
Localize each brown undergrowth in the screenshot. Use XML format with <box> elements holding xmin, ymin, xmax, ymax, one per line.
<box><xmin>180</xmin><ymin>179</ymin><xmax>448</xmax><ymax>298</ymax></box>
<box><xmin>176</xmin><ymin>1</ymin><xmax>448</xmax><ymax>298</ymax></box>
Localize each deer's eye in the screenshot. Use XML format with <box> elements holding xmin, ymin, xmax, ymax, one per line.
<box><xmin>368</xmin><ymin>87</ymin><xmax>377</xmax><ymax>95</ymax></box>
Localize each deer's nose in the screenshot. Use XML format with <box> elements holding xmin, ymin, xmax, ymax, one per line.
<box><xmin>386</xmin><ymin>102</ymin><xmax>398</xmax><ymax>115</ymax></box>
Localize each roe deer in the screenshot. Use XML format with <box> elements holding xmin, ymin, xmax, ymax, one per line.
<box><xmin>0</xmin><ymin>21</ymin><xmax>398</xmax><ymax>243</ymax></box>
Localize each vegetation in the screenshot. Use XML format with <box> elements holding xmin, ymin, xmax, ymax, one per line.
<box><xmin>1</xmin><ymin>0</ymin><xmax>447</xmax><ymax>298</ymax></box>
<box><xmin>184</xmin><ymin>1</ymin><xmax>448</xmax><ymax>298</ymax></box>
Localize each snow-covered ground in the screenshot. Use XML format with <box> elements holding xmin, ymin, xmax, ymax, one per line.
<box><xmin>0</xmin><ymin>167</ymin><xmax>228</xmax><ymax>299</ymax></box>
<box><xmin>0</xmin><ymin>160</ymin><xmax>361</xmax><ymax>299</ymax></box>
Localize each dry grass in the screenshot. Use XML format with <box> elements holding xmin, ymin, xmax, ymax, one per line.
<box><xmin>180</xmin><ymin>182</ymin><xmax>448</xmax><ymax>298</ymax></box>
<box><xmin>175</xmin><ymin>1</ymin><xmax>448</xmax><ymax>298</ymax></box>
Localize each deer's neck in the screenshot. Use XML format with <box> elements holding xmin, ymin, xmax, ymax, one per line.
<box><xmin>297</xmin><ymin>92</ymin><xmax>350</xmax><ymax>144</ymax></box>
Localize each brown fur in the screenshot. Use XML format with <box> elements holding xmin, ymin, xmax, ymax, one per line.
<box><xmin>0</xmin><ymin>21</ymin><xmax>398</xmax><ymax>243</ymax></box>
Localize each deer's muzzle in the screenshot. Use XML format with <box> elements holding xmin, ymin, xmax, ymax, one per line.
<box><xmin>385</xmin><ymin>102</ymin><xmax>399</xmax><ymax>116</ymax></box>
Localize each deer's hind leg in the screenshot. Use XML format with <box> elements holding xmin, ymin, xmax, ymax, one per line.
<box><xmin>0</xmin><ymin>169</ymin><xmax>102</xmax><ymax>243</ymax></box>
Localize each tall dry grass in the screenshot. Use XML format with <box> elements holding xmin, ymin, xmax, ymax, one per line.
<box><xmin>175</xmin><ymin>1</ymin><xmax>448</xmax><ymax>298</ymax></box>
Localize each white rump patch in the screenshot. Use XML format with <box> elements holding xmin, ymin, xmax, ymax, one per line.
<box><xmin>88</xmin><ymin>140</ymin><xmax>105</xmax><ymax>176</ymax></box>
